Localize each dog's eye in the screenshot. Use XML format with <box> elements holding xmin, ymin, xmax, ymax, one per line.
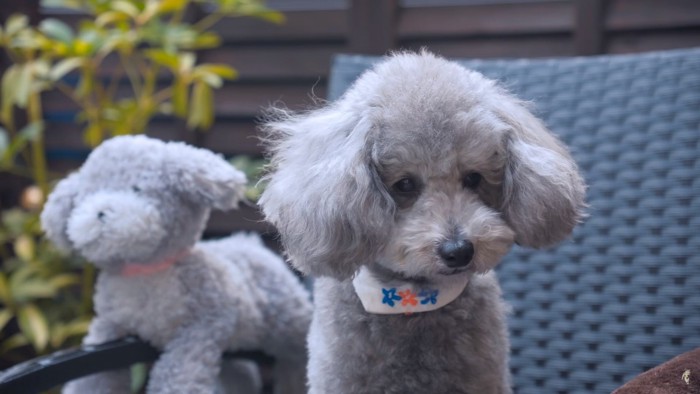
<box><xmin>393</xmin><ymin>177</ymin><xmax>418</xmax><ymax>194</ymax></box>
<box><xmin>132</xmin><ymin>186</ymin><xmax>141</xmax><ymax>193</ymax></box>
<box><xmin>462</xmin><ymin>172</ymin><xmax>482</xmax><ymax>189</ymax></box>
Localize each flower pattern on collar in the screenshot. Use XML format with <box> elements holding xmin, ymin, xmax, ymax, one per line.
<box><xmin>352</xmin><ymin>266</ymin><xmax>468</xmax><ymax>314</ymax></box>
<box><xmin>382</xmin><ymin>287</ymin><xmax>440</xmax><ymax>309</ymax></box>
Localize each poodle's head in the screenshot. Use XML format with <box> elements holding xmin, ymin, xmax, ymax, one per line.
<box><xmin>41</xmin><ymin>135</ymin><xmax>246</xmax><ymax>272</ymax></box>
<box><xmin>260</xmin><ymin>51</ymin><xmax>586</xmax><ymax>281</ymax></box>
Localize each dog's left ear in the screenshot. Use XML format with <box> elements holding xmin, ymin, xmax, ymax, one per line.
<box><xmin>259</xmin><ymin>106</ymin><xmax>394</xmax><ymax>280</ymax></box>
<box><xmin>496</xmin><ymin>96</ymin><xmax>586</xmax><ymax>248</ymax></box>
<box><xmin>166</xmin><ymin>143</ymin><xmax>247</xmax><ymax>210</ymax></box>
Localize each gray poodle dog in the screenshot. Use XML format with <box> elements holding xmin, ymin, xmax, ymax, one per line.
<box><xmin>41</xmin><ymin>135</ymin><xmax>312</xmax><ymax>394</ymax></box>
<box><xmin>260</xmin><ymin>52</ymin><xmax>586</xmax><ymax>393</ymax></box>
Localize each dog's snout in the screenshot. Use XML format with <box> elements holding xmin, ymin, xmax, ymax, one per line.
<box><xmin>438</xmin><ymin>238</ymin><xmax>474</xmax><ymax>267</ymax></box>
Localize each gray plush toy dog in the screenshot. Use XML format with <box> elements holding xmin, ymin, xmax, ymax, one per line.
<box><xmin>41</xmin><ymin>135</ymin><xmax>312</xmax><ymax>394</ymax></box>
<box><xmin>260</xmin><ymin>51</ymin><xmax>586</xmax><ymax>393</ymax></box>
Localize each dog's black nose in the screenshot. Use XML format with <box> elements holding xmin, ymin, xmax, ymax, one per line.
<box><xmin>438</xmin><ymin>239</ymin><xmax>474</xmax><ymax>268</ymax></box>
<box><xmin>97</xmin><ymin>211</ymin><xmax>106</xmax><ymax>220</ymax></box>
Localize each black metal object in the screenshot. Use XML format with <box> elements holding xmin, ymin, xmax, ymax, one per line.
<box><xmin>0</xmin><ymin>336</ymin><xmax>274</xmax><ymax>394</ymax></box>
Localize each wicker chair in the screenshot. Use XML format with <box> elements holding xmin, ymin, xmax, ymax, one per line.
<box><xmin>328</xmin><ymin>47</ymin><xmax>700</xmax><ymax>394</ymax></box>
<box><xmin>2</xmin><ymin>47</ymin><xmax>699</xmax><ymax>394</ymax></box>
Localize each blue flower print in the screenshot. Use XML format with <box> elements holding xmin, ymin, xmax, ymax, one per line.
<box><xmin>419</xmin><ymin>289</ymin><xmax>439</xmax><ymax>305</ymax></box>
<box><xmin>382</xmin><ymin>288</ymin><xmax>402</xmax><ymax>307</ymax></box>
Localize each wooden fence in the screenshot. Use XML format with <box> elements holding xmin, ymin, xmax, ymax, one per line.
<box><xmin>2</xmin><ymin>0</ymin><xmax>699</xmax><ymax>236</ymax></box>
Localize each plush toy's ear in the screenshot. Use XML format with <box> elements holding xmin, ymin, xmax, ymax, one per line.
<box><xmin>260</xmin><ymin>106</ymin><xmax>394</xmax><ymax>280</ymax></box>
<box><xmin>41</xmin><ymin>173</ymin><xmax>81</xmax><ymax>251</ymax></box>
<box><xmin>166</xmin><ymin>143</ymin><xmax>247</xmax><ymax>210</ymax></box>
<box><xmin>496</xmin><ymin>95</ymin><xmax>586</xmax><ymax>248</ymax></box>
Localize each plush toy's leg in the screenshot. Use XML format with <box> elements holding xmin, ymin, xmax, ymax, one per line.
<box><xmin>273</xmin><ymin>357</ymin><xmax>308</xmax><ymax>394</ymax></box>
<box><xmin>216</xmin><ymin>359</ymin><xmax>262</xmax><ymax>394</ymax></box>
<box><xmin>146</xmin><ymin>322</ymin><xmax>230</xmax><ymax>394</ymax></box>
<box><xmin>62</xmin><ymin>369</ymin><xmax>131</xmax><ymax>394</ymax></box>
<box><xmin>62</xmin><ymin>316</ymin><xmax>131</xmax><ymax>394</ymax></box>
<box><xmin>62</xmin><ymin>317</ymin><xmax>131</xmax><ymax>394</ymax></box>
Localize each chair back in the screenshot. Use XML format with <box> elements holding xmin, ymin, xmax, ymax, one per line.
<box><xmin>328</xmin><ymin>48</ymin><xmax>700</xmax><ymax>393</ymax></box>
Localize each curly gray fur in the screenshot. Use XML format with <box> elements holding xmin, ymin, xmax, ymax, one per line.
<box><xmin>42</xmin><ymin>135</ymin><xmax>311</xmax><ymax>394</ymax></box>
<box><xmin>260</xmin><ymin>51</ymin><xmax>586</xmax><ymax>393</ymax></box>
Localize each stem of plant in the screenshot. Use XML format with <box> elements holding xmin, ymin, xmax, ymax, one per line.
<box><xmin>28</xmin><ymin>91</ymin><xmax>48</xmax><ymax>200</ymax></box>
<box><xmin>80</xmin><ymin>264</ymin><xmax>95</xmax><ymax>316</ymax></box>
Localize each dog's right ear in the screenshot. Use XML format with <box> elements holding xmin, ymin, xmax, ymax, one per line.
<box><xmin>41</xmin><ymin>173</ymin><xmax>81</xmax><ymax>251</ymax></box>
<box><xmin>260</xmin><ymin>106</ymin><xmax>394</xmax><ymax>280</ymax></box>
<box><xmin>495</xmin><ymin>95</ymin><xmax>586</xmax><ymax>248</ymax></box>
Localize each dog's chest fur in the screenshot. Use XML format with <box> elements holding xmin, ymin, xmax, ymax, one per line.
<box><xmin>310</xmin><ymin>273</ymin><xmax>511</xmax><ymax>394</ymax></box>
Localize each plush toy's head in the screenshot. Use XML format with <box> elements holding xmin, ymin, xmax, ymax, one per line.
<box><xmin>41</xmin><ymin>135</ymin><xmax>246</xmax><ymax>272</ymax></box>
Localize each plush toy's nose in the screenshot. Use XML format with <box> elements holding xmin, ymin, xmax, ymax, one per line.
<box><xmin>438</xmin><ymin>238</ymin><xmax>474</xmax><ymax>268</ymax></box>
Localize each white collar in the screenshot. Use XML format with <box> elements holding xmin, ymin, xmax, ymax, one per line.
<box><xmin>352</xmin><ymin>266</ymin><xmax>469</xmax><ymax>315</ymax></box>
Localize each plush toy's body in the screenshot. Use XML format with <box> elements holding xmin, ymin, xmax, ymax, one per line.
<box><xmin>41</xmin><ymin>136</ymin><xmax>311</xmax><ymax>394</ymax></box>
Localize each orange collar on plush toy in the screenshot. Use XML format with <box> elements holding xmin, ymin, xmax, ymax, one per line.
<box><xmin>121</xmin><ymin>250</ymin><xmax>191</xmax><ymax>277</ymax></box>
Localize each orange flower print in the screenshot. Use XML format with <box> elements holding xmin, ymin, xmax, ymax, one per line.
<box><xmin>398</xmin><ymin>289</ymin><xmax>418</xmax><ymax>307</ymax></box>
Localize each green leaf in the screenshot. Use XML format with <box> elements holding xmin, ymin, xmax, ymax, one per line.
<box><xmin>14</xmin><ymin>64</ymin><xmax>32</xmax><ymax>109</ymax></box>
<box><xmin>95</xmin><ymin>11</ymin><xmax>130</xmax><ymax>27</ymax></box>
<box><xmin>0</xmin><ymin>309</ymin><xmax>13</xmax><ymax>332</ymax></box>
<box><xmin>144</xmin><ymin>49</ymin><xmax>180</xmax><ymax>69</ymax></box>
<box><xmin>249</xmin><ymin>10</ymin><xmax>285</xmax><ymax>24</ymax></box>
<box><xmin>218</xmin><ymin>1</ymin><xmax>285</xmax><ymax>24</ymax></box>
<box><xmin>158</xmin><ymin>0</ymin><xmax>188</xmax><ymax>13</ymax></box>
<box><xmin>172</xmin><ymin>77</ymin><xmax>188</xmax><ymax>117</ymax></box>
<box><xmin>194</xmin><ymin>70</ymin><xmax>223</xmax><ymax>88</ymax></box>
<box><xmin>111</xmin><ymin>1</ymin><xmax>140</xmax><ymax>18</ymax></box>
<box><xmin>131</xmin><ymin>363</ymin><xmax>149</xmax><ymax>392</ymax></box>
<box><xmin>0</xmin><ymin>273</ymin><xmax>12</xmax><ymax>306</ymax></box>
<box><xmin>83</xmin><ymin>122</ymin><xmax>103</xmax><ymax>147</ymax></box>
<box><xmin>50</xmin><ymin>57</ymin><xmax>84</xmax><ymax>81</ymax></box>
<box><xmin>50</xmin><ymin>318</ymin><xmax>89</xmax><ymax>348</ymax></box>
<box><xmin>5</xmin><ymin>14</ymin><xmax>29</xmax><ymax>36</ymax></box>
<box><xmin>13</xmin><ymin>280</ymin><xmax>57</xmax><ymax>301</ymax></box>
<box><xmin>0</xmin><ymin>127</ymin><xmax>8</xmax><ymax>157</ymax></box>
<box><xmin>9</xmin><ymin>264</ymin><xmax>35</xmax><ymax>288</ymax></box>
<box><xmin>17</xmin><ymin>304</ymin><xmax>49</xmax><ymax>352</ymax></box>
<box><xmin>38</xmin><ymin>18</ymin><xmax>74</xmax><ymax>43</ymax></box>
<box><xmin>178</xmin><ymin>52</ymin><xmax>196</xmax><ymax>73</ymax></box>
<box><xmin>187</xmin><ymin>81</ymin><xmax>213</xmax><ymax>130</ymax></box>
<box><xmin>61</xmin><ymin>318</ymin><xmax>90</xmax><ymax>337</ymax></box>
<box><xmin>1</xmin><ymin>66</ymin><xmax>19</xmax><ymax>124</ymax></box>
<box><xmin>99</xmin><ymin>30</ymin><xmax>135</xmax><ymax>55</ymax></box>
<box><xmin>13</xmin><ymin>235</ymin><xmax>35</xmax><ymax>261</ymax></box>
<box><xmin>1</xmin><ymin>121</ymin><xmax>45</xmax><ymax>167</ymax></box>
<box><xmin>196</xmin><ymin>64</ymin><xmax>238</xmax><ymax>80</ymax></box>
<box><xmin>0</xmin><ymin>333</ymin><xmax>29</xmax><ymax>354</ymax></box>
<box><xmin>75</xmin><ymin>66</ymin><xmax>94</xmax><ymax>98</ymax></box>
<box><xmin>19</xmin><ymin>121</ymin><xmax>45</xmax><ymax>142</ymax></box>
<box><xmin>41</xmin><ymin>0</ymin><xmax>85</xmax><ymax>10</ymax></box>
<box><xmin>190</xmin><ymin>32</ymin><xmax>221</xmax><ymax>49</ymax></box>
<box><xmin>49</xmin><ymin>273</ymin><xmax>80</xmax><ymax>289</ymax></box>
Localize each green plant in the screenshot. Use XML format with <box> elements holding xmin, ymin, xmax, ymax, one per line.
<box><xmin>0</xmin><ymin>206</ymin><xmax>90</xmax><ymax>361</ymax></box>
<box><xmin>0</xmin><ymin>0</ymin><xmax>280</xmax><ymax>368</ymax></box>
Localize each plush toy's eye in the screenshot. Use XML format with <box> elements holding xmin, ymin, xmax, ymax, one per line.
<box><xmin>462</xmin><ymin>172</ymin><xmax>482</xmax><ymax>189</ymax></box>
<box><xmin>393</xmin><ymin>177</ymin><xmax>418</xmax><ymax>194</ymax></box>
<box><xmin>132</xmin><ymin>186</ymin><xmax>142</xmax><ymax>193</ymax></box>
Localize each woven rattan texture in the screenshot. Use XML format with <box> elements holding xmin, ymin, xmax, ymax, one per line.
<box><xmin>329</xmin><ymin>48</ymin><xmax>700</xmax><ymax>394</ymax></box>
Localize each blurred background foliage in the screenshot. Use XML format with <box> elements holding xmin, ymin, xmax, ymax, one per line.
<box><xmin>0</xmin><ymin>0</ymin><xmax>278</xmax><ymax>379</ymax></box>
